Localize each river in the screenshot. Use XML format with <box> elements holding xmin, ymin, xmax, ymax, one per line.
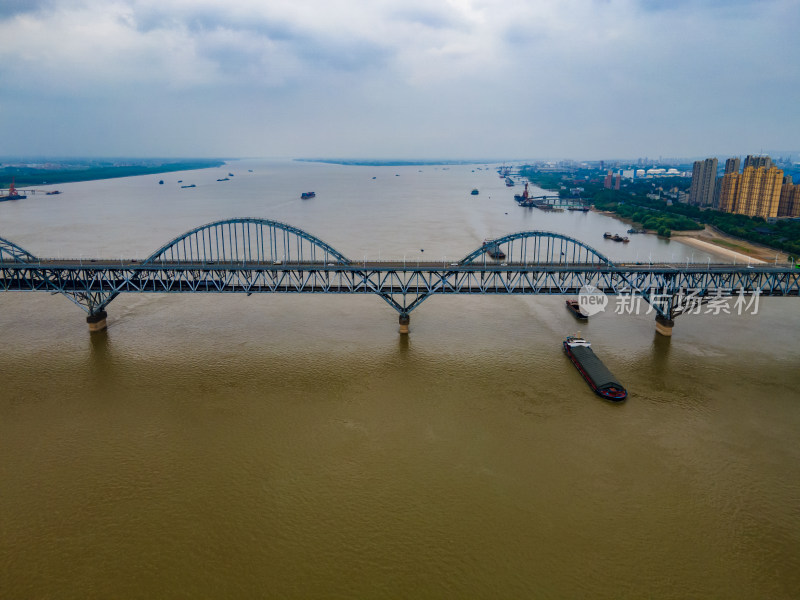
<box><xmin>1</xmin><ymin>159</ymin><xmax>799</xmax><ymax>598</ymax></box>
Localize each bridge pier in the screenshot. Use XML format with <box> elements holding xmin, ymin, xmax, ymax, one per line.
<box><xmin>398</xmin><ymin>313</ymin><xmax>410</xmax><ymax>335</ymax></box>
<box><xmin>86</xmin><ymin>310</ymin><xmax>108</xmax><ymax>333</ymax></box>
<box><xmin>655</xmin><ymin>314</ymin><xmax>674</xmax><ymax>337</ymax></box>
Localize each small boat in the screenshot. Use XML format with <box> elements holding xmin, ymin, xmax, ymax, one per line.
<box><xmin>216</xmin><ymin>178</ymin><xmax>229</xmax><ymax>181</ymax></box>
<box><xmin>228</xmin><ymin>173</ymin><xmax>234</xmax><ymax>177</ymax></box>
<box><xmin>563</xmin><ymin>336</ymin><xmax>627</xmax><ymax>401</ymax></box>
<box><xmin>45</xmin><ymin>190</ymin><xmax>62</xmax><ymax>195</ymax></box>
<box><xmin>565</xmin><ymin>299</ymin><xmax>588</xmax><ymax>321</ymax></box>
<box><xmin>181</xmin><ymin>184</ymin><xmax>196</xmax><ymax>188</ymax></box>
<box><xmin>627</xmin><ymin>228</ymin><xmax>645</xmax><ymax>234</ymax></box>
<box><xmin>158</xmin><ymin>180</ymin><xmax>164</xmax><ymax>185</ymax></box>
<box><xmin>301</xmin><ymin>191</ymin><xmax>316</xmax><ymax>199</ymax></box>
<box><xmin>606</xmin><ymin>233</ymin><xmax>630</xmax><ymax>242</ymax></box>
<box><xmin>505</xmin><ymin>177</ymin><xmax>515</xmax><ymax>187</ymax></box>
<box><xmin>471</xmin><ymin>189</ymin><xmax>479</xmax><ymax>195</ymax></box>
<box><xmin>568</xmin><ymin>206</ymin><xmax>589</xmax><ymax>212</ymax></box>
<box><xmin>248</xmin><ymin>169</ymin><xmax>253</xmax><ymax>172</ymax></box>
<box><xmin>482</xmin><ymin>240</ymin><xmax>506</xmax><ymax>260</ymax></box>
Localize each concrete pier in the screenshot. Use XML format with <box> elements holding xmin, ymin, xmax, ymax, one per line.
<box><xmin>655</xmin><ymin>314</ymin><xmax>674</xmax><ymax>337</ymax></box>
<box><xmin>398</xmin><ymin>313</ymin><xmax>410</xmax><ymax>335</ymax></box>
<box><xmin>86</xmin><ymin>310</ymin><xmax>108</xmax><ymax>333</ymax></box>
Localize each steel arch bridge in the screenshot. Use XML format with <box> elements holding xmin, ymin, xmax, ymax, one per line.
<box><xmin>0</xmin><ymin>238</ymin><xmax>37</xmax><ymax>263</ymax></box>
<box><xmin>1</xmin><ymin>218</ymin><xmax>798</xmax><ymax>335</ymax></box>
<box><xmin>458</xmin><ymin>230</ymin><xmax>612</xmax><ymax>267</ymax></box>
<box><xmin>141</xmin><ymin>218</ymin><xmax>351</xmax><ymax>266</ymax></box>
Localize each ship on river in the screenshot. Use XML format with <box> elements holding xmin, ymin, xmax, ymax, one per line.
<box><xmin>563</xmin><ymin>335</ymin><xmax>627</xmax><ymax>401</ymax></box>
<box><xmin>482</xmin><ymin>240</ymin><xmax>506</xmax><ymax>260</ymax></box>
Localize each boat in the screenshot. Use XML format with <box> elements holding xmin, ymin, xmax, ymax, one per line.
<box><xmin>45</xmin><ymin>190</ymin><xmax>62</xmax><ymax>195</ymax></box>
<box><xmin>216</xmin><ymin>178</ymin><xmax>229</xmax><ymax>181</ymax></box>
<box><xmin>301</xmin><ymin>191</ymin><xmax>316</xmax><ymax>199</ymax></box>
<box><xmin>627</xmin><ymin>228</ymin><xmax>645</xmax><ymax>234</ymax></box>
<box><xmin>471</xmin><ymin>189</ymin><xmax>479</xmax><ymax>195</ymax></box>
<box><xmin>563</xmin><ymin>335</ymin><xmax>627</xmax><ymax>401</ymax></box>
<box><xmin>158</xmin><ymin>180</ymin><xmax>164</xmax><ymax>185</ymax></box>
<box><xmin>1</xmin><ymin>179</ymin><xmax>27</xmax><ymax>201</ymax></box>
<box><xmin>565</xmin><ymin>299</ymin><xmax>588</xmax><ymax>321</ymax></box>
<box><xmin>605</xmin><ymin>233</ymin><xmax>629</xmax><ymax>242</ymax></box>
<box><xmin>568</xmin><ymin>206</ymin><xmax>589</xmax><ymax>212</ymax></box>
<box><xmin>505</xmin><ymin>177</ymin><xmax>515</xmax><ymax>187</ymax></box>
<box><xmin>181</xmin><ymin>184</ymin><xmax>196</xmax><ymax>188</ymax></box>
<box><xmin>482</xmin><ymin>240</ymin><xmax>506</xmax><ymax>260</ymax></box>
<box><xmin>228</xmin><ymin>173</ymin><xmax>234</xmax><ymax>177</ymax></box>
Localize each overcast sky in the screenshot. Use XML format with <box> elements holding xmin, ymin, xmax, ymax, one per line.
<box><xmin>0</xmin><ymin>0</ymin><xmax>797</xmax><ymax>160</ymax></box>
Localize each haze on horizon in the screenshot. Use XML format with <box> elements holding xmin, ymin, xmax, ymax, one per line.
<box><xmin>0</xmin><ymin>0</ymin><xmax>797</xmax><ymax>161</ymax></box>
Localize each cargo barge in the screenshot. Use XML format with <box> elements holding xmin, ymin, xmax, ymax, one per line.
<box><xmin>482</xmin><ymin>240</ymin><xmax>506</xmax><ymax>260</ymax></box>
<box><xmin>565</xmin><ymin>299</ymin><xmax>588</xmax><ymax>321</ymax></box>
<box><xmin>563</xmin><ymin>335</ymin><xmax>627</xmax><ymax>401</ymax></box>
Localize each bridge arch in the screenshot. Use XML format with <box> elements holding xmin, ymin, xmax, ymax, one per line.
<box><xmin>0</xmin><ymin>236</ymin><xmax>37</xmax><ymax>263</ymax></box>
<box><xmin>459</xmin><ymin>231</ymin><xmax>613</xmax><ymax>267</ymax></box>
<box><xmin>142</xmin><ymin>218</ymin><xmax>351</xmax><ymax>266</ymax></box>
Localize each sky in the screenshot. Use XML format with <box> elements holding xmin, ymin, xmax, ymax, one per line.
<box><xmin>0</xmin><ymin>0</ymin><xmax>798</xmax><ymax>160</ymax></box>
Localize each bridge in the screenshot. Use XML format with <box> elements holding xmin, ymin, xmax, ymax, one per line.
<box><xmin>2</xmin><ymin>218</ymin><xmax>798</xmax><ymax>336</ymax></box>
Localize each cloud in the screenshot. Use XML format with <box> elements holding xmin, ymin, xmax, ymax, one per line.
<box><xmin>0</xmin><ymin>0</ymin><xmax>798</xmax><ymax>158</ymax></box>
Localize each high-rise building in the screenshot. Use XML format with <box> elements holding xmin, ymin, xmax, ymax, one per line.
<box><xmin>689</xmin><ymin>158</ymin><xmax>718</xmax><ymax>206</ymax></box>
<box><xmin>778</xmin><ymin>176</ymin><xmax>800</xmax><ymax>218</ymax></box>
<box><xmin>718</xmin><ymin>172</ymin><xmax>740</xmax><ymax>213</ymax></box>
<box><xmin>743</xmin><ymin>154</ymin><xmax>772</xmax><ymax>170</ymax></box>
<box><xmin>614</xmin><ymin>173</ymin><xmax>621</xmax><ymax>190</ymax></box>
<box><xmin>736</xmin><ymin>166</ymin><xmax>783</xmax><ymax>219</ymax></box>
<box><xmin>724</xmin><ymin>157</ymin><xmax>740</xmax><ymax>174</ymax></box>
<box><xmin>603</xmin><ymin>170</ymin><xmax>613</xmax><ymax>189</ymax></box>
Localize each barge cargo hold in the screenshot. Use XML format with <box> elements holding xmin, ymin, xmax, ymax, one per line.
<box><xmin>563</xmin><ymin>335</ymin><xmax>627</xmax><ymax>401</ymax></box>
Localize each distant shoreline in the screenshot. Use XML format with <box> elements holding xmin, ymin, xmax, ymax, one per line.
<box><xmin>1</xmin><ymin>159</ymin><xmax>226</xmax><ymax>188</ymax></box>
<box><xmin>295</xmin><ymin>158</ymin><xmax>496</xmax><ymax>167</ymax></box>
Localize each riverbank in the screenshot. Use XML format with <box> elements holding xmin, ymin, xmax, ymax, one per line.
<box><xmin>1</xmin><ymin>159</ymin><xmax>226</xmax><ymax>187</ymax></box>
<box><xmin>594</xmin><ymin>209</ymin><xmax>784</xmax><ymax>264</ymax></box>
<box><xmin>672</xmin><ymin>226</ymin><xmax>788</xmax><ymax>264</ymax></box>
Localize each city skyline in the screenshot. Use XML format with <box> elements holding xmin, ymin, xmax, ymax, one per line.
<box><xmin>1</xmin><ymin>0</ymin><xmax>798</xmax><ymax>159</ymax></box>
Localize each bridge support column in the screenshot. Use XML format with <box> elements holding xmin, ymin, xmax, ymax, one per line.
<box><xmin>87</xmin><ymin>310</ymin><xmax>108</xmax><ymax>333</ymax></box>
<box><xmin>398</xmin><ymin>313</ymin><xmax>410</xmax><ymax>335</ymax></box>
<box><xmin>655</xmin><ymin>314</ymin><xmax>674</xmax><ymax>337</ymax></box>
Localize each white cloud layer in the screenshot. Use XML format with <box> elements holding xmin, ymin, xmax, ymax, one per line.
<box><xmin>0</xmin><ymin>0</ymin><xmax>797</xmax><ymax>158</ymax></box>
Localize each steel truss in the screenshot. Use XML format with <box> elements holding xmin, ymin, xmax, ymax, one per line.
<box><xmin>1</xmin><ymin>219</ymin><xmax>798</xmax><ymax>321</ymax></box>
<box><xmin>1</xmin><ymin>262</ymin><xmax>798</xmax><ymax>320</ymax></box>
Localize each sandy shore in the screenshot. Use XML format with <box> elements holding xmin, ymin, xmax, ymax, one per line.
<box><xmin>674</xmin><ymin>235</ymin><xmax>765</xmax><ymax>264</ymax></box>
<box><xmin>672</xmin><ymin>226</ymin><xmax>788</xmax><ymax>264</ymax></box>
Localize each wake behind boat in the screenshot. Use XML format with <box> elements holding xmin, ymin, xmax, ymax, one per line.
<box><xmin>563</xmin><ymin>335</ymin><xmax>627</xmax><ymax>401</ymax></box>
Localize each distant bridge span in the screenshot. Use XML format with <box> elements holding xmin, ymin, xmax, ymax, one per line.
<box><xmin>1</xmin><ymin>218</ymin><xmax>798</xmax><ymax>336</ymax></box>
